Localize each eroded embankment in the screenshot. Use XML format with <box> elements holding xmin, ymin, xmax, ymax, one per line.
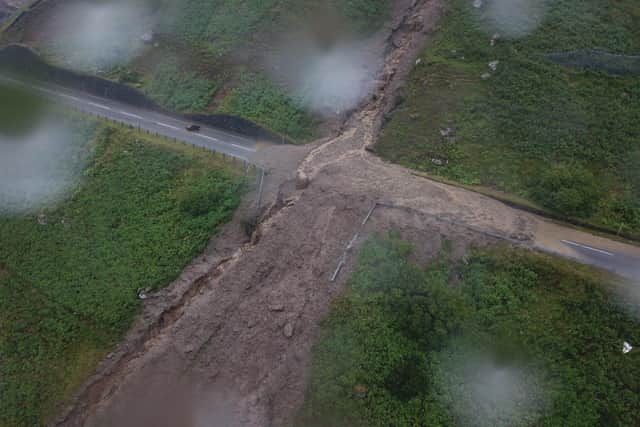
<box><xmin>52</xmin><ymin>0</ymin><xmax>640</xmax><ymax>425</ymax></box>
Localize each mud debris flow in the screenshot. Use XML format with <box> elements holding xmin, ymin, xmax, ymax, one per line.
<box><xmin>52</xmin><ymin>0</ymin><xmax>640</xmax><ymax>426</ymax></box>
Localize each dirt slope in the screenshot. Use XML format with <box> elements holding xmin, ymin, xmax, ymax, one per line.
<box><xmin>53</xmin><ymin>0</ymin><xmax>640</xmax><ymax>426</ymax></box>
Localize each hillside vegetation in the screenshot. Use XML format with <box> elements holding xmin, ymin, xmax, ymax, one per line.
<box><xmin>6</xmin><ymin>0</ymin><xmax>390</xmax><ymax>142</ymax></box>
<box><xmin>377</xmin><ymin>0</ymin><xmax>640</xmax><ymax>237</ymax></box>
<box><xmin>298</xmin><ymin>233</ymin><xmax>640</xmax><ymax>426</ymax></box>
<box><xmin>0</xmin><ymin>123</ymin><xmax>246</xmax><ymax>426</ymax></box>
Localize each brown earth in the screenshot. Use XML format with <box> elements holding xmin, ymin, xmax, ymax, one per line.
<box><xmin>52</xmin><ymin>0</ymin><xmax>640</xmax><ymax>426</ymax></box>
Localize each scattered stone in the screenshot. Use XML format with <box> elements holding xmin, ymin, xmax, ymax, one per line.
<box><xmin>296</xmin><ymin>171</ymin><xmax>310</xmax><ymax>190</ymax></box>
<box><xmin>353</xmin><ymin>384</ymin><xmax>368</xmax><ymax>399</ymax></box>
<box><xmin>440</xmin><ymin>127</ymin><xmax>456</xmax><ymax>137</ymax></box>
<box><xmin>490</xmin><ymin>33</ymin><xmax>501</xmax><ymax>46</ymax></box>
<box><xmin>488</xmin><ymin>60</ymin><xmax>500</xmax><ymax>72</ymax></box>
<box><xmin>269</xmin><ymin>303</ymin><xmax>285</xmax><ymax>312</ymax></box>
<box><xmin>140</xmin><ymin>31</ymin><xmax>154</xmax><ymax>43</ymax></box>
<box><xmin>137</xmin><ymin>287</ymin><xmax>151</xmax><ymax>300</ymax></box>
<box><xmin>481</xmin><ymin>72</ymin><xmax>492</xmax><ymax>80</ymax></box>
<box><xmin>415</xmin><ymin>58</ymin><xmax>422</xmax><ymax>66</ymax></box>
<box><xmin>106</xmin><ymin>353</ymin><xmax>114</xmax><ymax>359</ymax></box>
<box><xmin>283</xmin><ymin>323</ymin><xmax>294</xmax><ymax>338</ymax></box>
<box><xmin>623</xmin><ymin>341</ymin><xmax>633</xmax><ymax>354</ymax></box>
<box><xmin>409</xmin><ymin>113</ymin><xmax>421</xmax><ymax>120</ymax></box>
<box><xmin>510</xmin><ymin>232</ymin><xmax>532</xmax><ymax>242</ymax></box>
<box><xmin>473</xmin><ymin>0</ymin><xmax>483</xmax><ymax>8</ymax></box>
<box><xmin>431</xmin><ymin>158</ymin><xmax>449</xmax><ymax>167</ymax></box>
<box><xmin>37</xmin><ymin>214</ymin><xmax>47</xmax><ymax>226</ymax></box>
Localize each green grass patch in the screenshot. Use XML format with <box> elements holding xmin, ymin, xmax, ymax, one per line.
<box><xmin>160</xmin><ymin>0</ymin><xmax>390</xmax><ymax>52</ymax></box>
<box><xmin>377</xmin><ymin>0</ymin><xmax>640</xmax><ymax>236</ymax></box>
<box><xmin>144</xmin><ymin>59</ymin><xmax>221</xmax><ymax>113</ymax></box>
<box><xmin>0</xmin><ymin>123</ymin><xmax>246</xmax><ymax>426</ymax></box>
<box><xmin>298</xmin><ymin>233</ymin><xmax>640</xmax><ymax>426</ymax></box>
<box><xmin>217</xmin><ymin>72</ymin><xmax>316</xmax><ymax>142</ymax></box>
<box><xmin>0</xmin><ymin>83</ymin><xmax>49</xmax><ymax>136</ymax></box>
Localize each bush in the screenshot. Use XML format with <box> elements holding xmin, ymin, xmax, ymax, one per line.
<box><xmin>176</xmin><ymin>171</ymin><xmax>242</xmax><ymax>217</ymax></box>
<box><xmin>531</xmin><ymin>164</ymin><xmax>602</xmax><ymax>217</ymax></box>
<box><xmin>217</xmin><ymin>72</ymin><xmax>315</xmax><ymax>142</ymax></box>
<box><xmin>0</xmin><ymin>125</ymin><xmax>244</xmax><ymax>426</ymax></box>
<box><xmin>298</xmin><ymin>234</ymin><xmax>640</xmax><ymax>426</ymax></box>
<box><xmin>145</xmin><ymin>60</ymin><xmax>219</xmax><ymax>112</ymax></box>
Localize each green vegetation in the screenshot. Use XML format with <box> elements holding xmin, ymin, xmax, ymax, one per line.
<box><xmin>0</xmin><ymin>83</ymin><xmax>48</xmax><ymax>136</ymax></box>
<box><xmin>160</xmin><ymin>0</ymin><xmax>389</xmax><ymax>52</ymax></box>
<box><xmin>3</xmin><ymin>0</ymin><xmax>389</xmax><ymax>141</ymax></box>
<box><xmin>144</xmin><ymin>59</ymin><xmax>220</xmax><ymax>112</ymax></box>
<box><xmin>298</xmin><ymin>233</ymin><xmax>640</xmax><ymax>426</ymax></box>
<box><xmin>377</xmin><ymin>0</ymin><xmax>640</xmax><ymax>236</ymax></box>
<box><xmin>217</xmin><ymin>72</ymin><xmax>315</xmax><ymax>141</ymax></box>
<box><xmin>0</xmin><ymin>124</ymin><xmax>245</xmax><ymax>426</ymax></box>
<box><xmin>150</xmin><ymin>0</ymin><xmax>388</xmax><ymax>139</ymax></box>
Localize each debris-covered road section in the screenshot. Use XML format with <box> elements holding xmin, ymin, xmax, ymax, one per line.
<box><xmin>54</xmin><ymin>1</ymin><xmax>640</xmax><ymax>426</ymax></box>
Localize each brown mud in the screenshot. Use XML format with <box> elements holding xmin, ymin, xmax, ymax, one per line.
<box><xmin>52</xmin><ymin>0</ymin><xmax>640</xmax><ymax>426</ymax></box>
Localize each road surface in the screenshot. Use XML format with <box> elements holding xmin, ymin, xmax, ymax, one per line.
<box><xmin>2</xmin><ymin>74</ymin><xmax>639</xmax><ymax>282</ymax></box>
<box><xmin>0</xmin><ymin>74</ymin><xmax>260</xmax><ymax>161</ymax></box>
<box><xmin>534</xmin><ymin>220</ymin><xmax>640</xmax><ymax>282</ymax></box>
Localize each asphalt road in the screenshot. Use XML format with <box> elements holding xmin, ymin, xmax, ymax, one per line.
<box><xmin>0</xmin><ymin>74</ymin><xmax>259</xmax><ymax>161</ymax></box>
<box><xmin>3</xmin><ymin>74</ymin><xmax>639</xmax><ymax>282</ymax></box>
<box><xmin>559</xmin><ymin>239</ymin><xmax>640</xmax><ymax>281</ymax></box>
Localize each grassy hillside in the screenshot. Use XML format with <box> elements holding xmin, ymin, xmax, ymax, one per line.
<box><xmin>298</xmin><ymin>233</ymin><xmax>640</xmax><ymax>426</ymax></box>
<box><xmin>377</xmin><ymin>0</ymin><xmax>640</xmax><ymax>236</ymax></box>
<box><xmin>6</xmin><ymin>0</ymin><xmax>390</xmax><ymax>142</ymax></box>
<box><xmin>0</xmin><ymin>122</ymin><xmax>246</xmax><ymax>426</ymax></box>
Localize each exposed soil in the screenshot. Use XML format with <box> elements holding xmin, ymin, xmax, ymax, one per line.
<box><xmin>52</xmin><ymin>0</ymin><xmax>640</xmax><ymax>426</ymax></box>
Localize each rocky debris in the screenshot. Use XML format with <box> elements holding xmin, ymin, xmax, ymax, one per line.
<box><xmin>353</xmin><ymin>384</ymin><xmax>368</xmax><ymax>399</ymax></box>
<box><xmin>268</xmin><ymin>303</ymin><xmax>285</xmax><ymax>312</ymax></box>
<box><xmin>37</xmin><ymin>214</ymin><xmax>47</xmax><ymax>226</ymax></box>
<box><xmin>432</xmin><ymin>157</ymin><xmax>449</xmax><ymax>166</ymax></box>
<box><xmin>490</xmin><ymin>33</ymin><xmax>501</xmax><ymax>46</ymax></box>
<box><xmin>283</xmin><ymin>323</ymin><xmax>294</xmax><ymax>338</ymax></box>
<box><xmin>440</xmin><ymin>127</ymin><xmax>456</xmax><ymax>138</ymax></box>
<box><xmin>510</xmin><ymin>232</ymin><xmax>532</xmax><ymax>242</ymax></box>
<box><xmin>137</xmin><ymin>288</ymin><xmax>151</xmax><ymax>300</ymax></box>
<box><xmin>623</xmin><ymin>341</ymin><xmax>633</xmax><ymax>354</ymax></box>
<box><xmin>415</xmin><ymin>58</ymin><xmax>422</xmax><ymax>66</ymax></box>
<box><xmin>409</xmin><ymin>113</ymin><xmax>421</xmax><ymax>120</ymax></box>
<box><xmin>295</xmin><ymin>171</ymin><xmax>310</xmax><ymax>190</ymax></box>
<box><xmin>473</xmin><ymin>0</ymin><xmax>483</xmax><ymax>8</ymax></box>
<box><xmin>140</xmin><ymin>31</ymin><xmax>154</xmax><ymax>44</ymax></box>
<box><xmin>488</xmin><ymin>60</ymin><xmax>500</xmax><ymax>72</ymax></box>
<box><xmin>481</xmin><ymin>72</ymin><xmax>492</xmax><ymax>80</ymax></box>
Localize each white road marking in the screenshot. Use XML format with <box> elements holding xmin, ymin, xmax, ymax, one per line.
<box><xmin>120</xmin><ymin>111</ymin><xmax>144</xmax><ymax>120</ymax></box>
<box><xmin>198</xmin><ymin>134</ymin><xmax>255</xmax><ymax>152</ymax></box>
<box><xmin>88</xmin><ymin>102</ymin><xmax>112</xmax><ymax>111</ymax></box>
<box><xmin>59</xmin><ymin>93</ymin><xmax>81</xmax><ymax>101</ymax></box>
<box><xmin>561</xmin><ymin>240</ymin><xmax>614</xmax><ymax>257</ymax></box>
<box><xmin>155</xmin><ymin>122</ymin><xmax>180</xmax><ymax>130</ymax></box>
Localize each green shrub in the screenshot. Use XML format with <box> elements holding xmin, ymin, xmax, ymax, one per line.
<box><xmin>145</xmin><ymin>60</ymin><xmax>219</xmax><ymax>112</ymax></box>
<box><xmin>377</xmin><ymin>0</ymin><xmax>640</xmax><ymax>234</ymax></box>
<box><xmin>176</xmin><ymin>171</ymin><xmax>243</xmax><ymax>217</ymax></box>
<box><xmin>217</xmin><ymin>72</ymin><xmax>315</xmax><ymax>142</ymax></box>
<box><xmin>0</xmin><ymin>124</ymin><xmax>244</xmax><ymax>426</ymax></box>
<box><xmin>531</xmin><ymin>164</ymin><xmax>602</xmax><ymax>217</ymax></box>
<box><xmin>298</xmin><ymin>234</ymin><xmax>640</xmax><ymax>426</ymax></box>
